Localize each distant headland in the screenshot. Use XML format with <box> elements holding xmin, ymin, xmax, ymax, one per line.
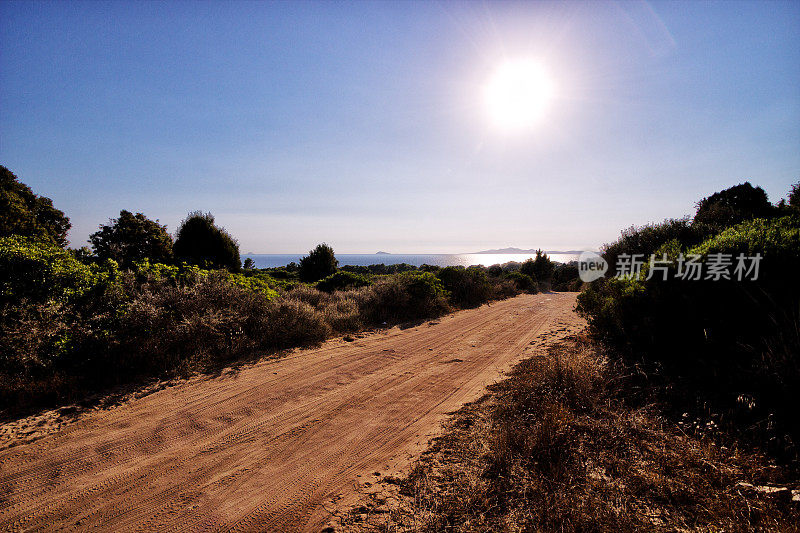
<box><xmin>472</xmin><ymin>247</ymin><xmax>585</xmax><ymax>255</ymax></box>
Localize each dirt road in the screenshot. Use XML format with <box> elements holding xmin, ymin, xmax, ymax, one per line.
<box><xmin>0</xmin><ymin>293</ymin><xmax>583</xmax><ymax>532</ymax></box>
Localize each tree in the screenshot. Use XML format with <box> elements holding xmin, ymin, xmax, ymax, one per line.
<box><xmin>532</xmin><ymin>249</ymin><xmax>555</xmax><ymax>281</ymax></box>
<box><xmin>173</xmin><ymin>211</ymin><xmax>241</xmax><ymax>271</ymax></box>
<box><xmin>0</xmin><ymin>165</ymin><xmax>71</xmax><ymax>246</ymax></box>
<box><xmin>243</xmin><ymin>258</ymin><xmax>255</xmax><ymax>270</ymax></box>
<box><xmin>89</xmin><ymin>210</ymin><xmax>173</xmax><ymax>268</ymax></box>
<box><xmin>693</xmin><ymin>182</ymin><xmax>773</xmax><ymax>232</ymax></box>
<box><xmin>299</xmin><ymin>243</ymin><xmax>338</xmax><ymax>282</ymax></box>
<box><xmin>789</xmin><ymin>182</ymin><xmax>800</xmax><ymax>209</ymax></box>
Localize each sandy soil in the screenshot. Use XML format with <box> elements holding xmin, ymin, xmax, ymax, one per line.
<box><xmin>0</xmin><ymin>292</ymin><xmax>583</xmax><ymax>532</ymax></box>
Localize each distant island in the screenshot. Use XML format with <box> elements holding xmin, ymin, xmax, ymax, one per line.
<box><xmin>472</xmin><ymin>247</ymin><xmax>585</xmax><ymax>255</ymax></box>
<box><xmin>375</xmin><ymin>251</ymin><xmax>391</xmax><ymax>255</ymax></box>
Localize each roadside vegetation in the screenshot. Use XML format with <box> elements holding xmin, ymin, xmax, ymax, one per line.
<box><xmin>0</xmin><ymin>165</ymin><xmax>581</xmax><ymax>421</ymax></box>
<box><xmin>577</xmin><ymin>181</ymin><xmax>800</xmax><ymax>463</ymax></box>
<box><xmin>339</xmin><ymin>180</ymin><xmax>800</xmax><ymax>531</ymax></box>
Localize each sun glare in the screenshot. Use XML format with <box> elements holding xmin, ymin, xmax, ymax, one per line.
<box><xmin>485</xmin><ymin>59</ymin><xmax>554</xmax><ymax>132</ymax></box>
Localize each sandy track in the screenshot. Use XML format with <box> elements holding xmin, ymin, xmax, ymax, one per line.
<box><xmin>0</xmin><ymin>293</ymin><xmax>582</xmax><ymax>532</ymax></box>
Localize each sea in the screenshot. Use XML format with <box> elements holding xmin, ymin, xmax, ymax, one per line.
<box><xmin>241</xmin><ymin>253</ymin><xmax>583</xmax><ymax>269</ymax></box>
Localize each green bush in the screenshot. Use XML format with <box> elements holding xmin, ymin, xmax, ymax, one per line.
<box><xmin>0</xmin><ymin>165</ymin><xmax>71</xmax><ymax>247</ymax></box>
<box><xmin>315</xmin><ymin>270</ymin><xmax>372</xmax><ymax>293</ymax></box>
<box><xmin>601</xmin><ymin>218</ymin><xmax>703</xmax><ymax>274</ymax></box>
<box><xmin>578</xmin><ymin>216</ymin><xmax>800</xmax><ymax>363</ymax></box>
<box><xmin>436</xmin><ymin>266</ymin><xmax>492</xmax><ymax>308</ymax></box>
<box><xmin>0</xmin><ymin>235</ymin><xmax>109</xmax><ymax>305</ymax></box>
<box><xmin>359</xmin><ymin>272</ymin><xmax>449</xmax><ymax>324</ymax></box>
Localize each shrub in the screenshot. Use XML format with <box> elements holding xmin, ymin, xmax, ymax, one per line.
<box><xmin>315</xmin><ymin>270</ymin><xmax>372</xmax><ymax>292</ymax></box>
<box><xmin>359</xmin><ymin>272</ymin><xmax>449</xmax><ymax>324</ymax></box>
<box><xmin>577</xmin><ymin>215</ymin><xmax>800</xmax><ymax>458</ymax></box>
<box><xmin>693</xmin><ymin>181</ymin><xmax>774</xmax><ymax>233</ymax></box>
<box><xmin>89</xmin><ymin>210</ymin><xmax>173</xmax><ymax>268</ymax></box>
<box><xmin>227</xmin><ymin>271</ymin><xmax>280</xmax><ymax>298</ymax></box>
<box><xmin>257</xmin><ymin>299</ymin><xmax>331</xmax><ymax>349</ymax></box>
<box><xmin>436</xmin><ymin>266</ymin><xmax>491</xmax><ymax>308</ymax></box>
<box><xmin>601</xmin><ymin>218</ymin><xmax>702</xmax><ymax>274</ymax></box>
<box><xmin>552</xmin><ymin>262</ymin><xmax>580</xmax><ymax>291</ymax></box>
<box><xmin>503</xmin><ymin>271</ymin><xmax>537</xmax><ymax>293</ymax></box>
<box><xmin>299</xmin><ymin>243</ymin><xmax>338</xmax><ymax>282</ymax></box>
<box><xmin>0</xmin><ymin>235</ymin><xmax>106</xmax><ymax>306</ymax></box>
<box><xmin>173</xmin><ymin>211</ymin><xmax>241</xmax><ymax>271</ymax></box>
<box><xmin>0</xmin><ymin>165</ymin><xmax>71</xmax><ymax>247</ymax></box>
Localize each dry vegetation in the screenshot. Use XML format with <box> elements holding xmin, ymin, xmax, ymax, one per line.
<box><xmin>338</xmin><ymin>335</ymin><xmax>799</xmax><ymax>532</ymax></box>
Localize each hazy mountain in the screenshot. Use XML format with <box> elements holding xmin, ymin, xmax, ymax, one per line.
<box><xmin>472</xmin><ymin>247</ymin><xmax>585</xmax><ymax>255</ymax></box>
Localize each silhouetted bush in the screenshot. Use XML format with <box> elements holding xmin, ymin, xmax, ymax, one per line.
<box><xmin>90</xmin><ymin>210</ymin><xmax>173</xmax><ymax>268</ymax></box>
<box><xmin>789</xmin><ymin>182</ymin><xmax>800</xmax><ymax>209</ymax></box>
<box><xmin>519</xmin><ymin>259</ymin><xmax>538</xmax><ymax>282</ymax></box>
<box><xmin>552</xmin><ymin>262</ymin><xmax>580</xmax><ymax>291</ymax></box>
<box><xmin>693</xmin><ymin>181</ymin><xmax>775</xmax><ymax>233</ymax></box>
<box><xmin>299</xmin><ymin>243</ymin><xmax>338</xmax><ymax>281</ymax></box>
<box><xmin>173</xmin><ymin>211</ymin><xmax>241</xmax><ymax>271</ymax></box>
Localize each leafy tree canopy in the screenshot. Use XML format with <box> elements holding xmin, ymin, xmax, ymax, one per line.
<box><xmin>299</xmin><ymin>243</ymin><xmax>338</xmax><ymax>282</ymax></box>
<box><xmin>0</xmin><ymin>165</ymin><xmax>71</xmax><ymax>247</ymax></box>
<box><xmin>173</xmin><ymin>211</ymin><xmax>241</xmax><ymax>271</ymax></box>
<box><xmin>693</xmin><ymin>181</ymin><xmax>773</xmax><ymax>232</ymax></box>
<box><xmin>89</xmin><ymin>210</ymin><xmax>173</xmax><ymax>268</ymax></box>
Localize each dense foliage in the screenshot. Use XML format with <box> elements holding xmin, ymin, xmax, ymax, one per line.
<box><xmin>173</xmin><ymin>211</ymin><xmax>241</xmax><ymax>271</ymax></box>
<box><xmin>693</xmin><ymin>181</ymin><xmax>774</xmax><ymax>233</ymax></box>
<box><xmin>0</xmin><ymin>165</ymin><xmax>71</xmax><ymax>247</ymax></box>
<box><xmin>299</xmin><ymin>243</ymin><xmax>338</xmax><ymax>281</ymax></box>
<box><xmin>578</xmin><ymin>181</ymin><xmax>800</xmax><ymax>460</ymax></box>
<box><xmin>315</xmin><ymin>270</ymin><xmax>371</xmax><ymax>293</ymax></box>
<box><xmin>90</xmin><ymin>210</ymin><xmax>173</xmax><ymax>268</ymax></box>
<box><xmin>789</xmin><ymin>182</ymin><xmax>799</xmax><ymax>208</ymax></box>
<box><xmin>600</xmin><ymin>217</ymin><xmax>703</xmax><ymax>273</ymax></box>
<box><xmin>436</xmin><ymin>266</ymin><xmax>492</xmax><ymax>308</ymax></box>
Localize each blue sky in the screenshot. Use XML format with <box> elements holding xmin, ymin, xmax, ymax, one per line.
<box><xmin>1</xmin><ymin>0</ymin><xmax>798</xmax><ymax>253</ymax></box>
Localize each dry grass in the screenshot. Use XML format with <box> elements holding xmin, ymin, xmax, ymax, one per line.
<box><xmin>340</xmin><ymin>335</ymin><xmax>799</xmax><ymax>532</ymax></box>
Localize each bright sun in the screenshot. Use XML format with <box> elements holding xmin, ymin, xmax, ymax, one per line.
<box><xmin>485</xmin><ymin>59</ymin><xmax>554</xmax><ymax>132</ymax></box>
